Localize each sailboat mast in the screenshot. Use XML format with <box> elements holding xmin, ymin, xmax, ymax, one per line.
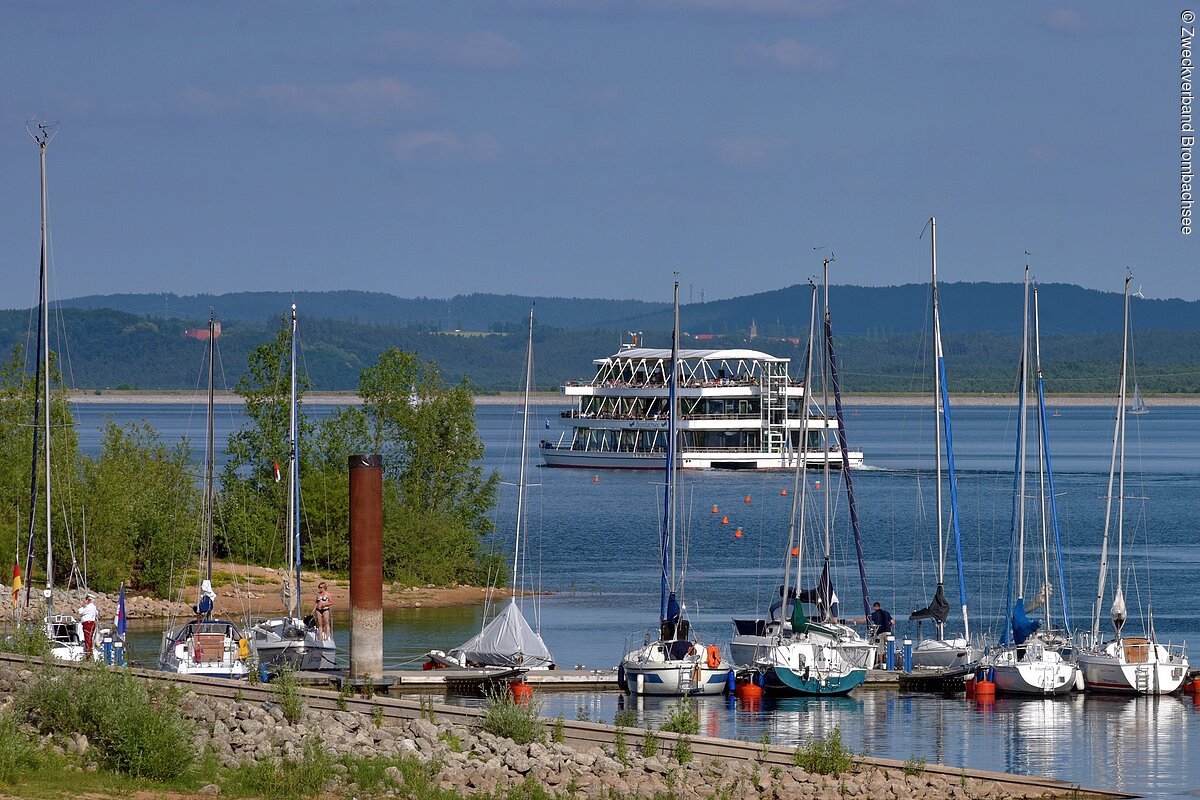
<box><xmin>821</xmin><ymin>260</ymin><xmax>832</xmax><ymax>571</ymax></box>
<box><xmin>1016</xmin><ymin>266</ymin><xmax>1030</xmax><ymax>603</ymax></box>
<box><xmin>931</xmin><ymin>220</ymin><xmax>945</xmax><ymax>593</ymax></box>
<box><xmin>205</xmin><ymin>311</ymin><xmax>216</xmax><ymax>584</ymax></box>
<box><xmin>1091</xmin><ymin>276</ymin><xmax>1131</xmax><ymax>643</ymax></box>
<box><xmin>289</xmin><ymin>304</ymin><xmax>301</xmax><ymax>617</ymax></box>
<box><xmin>36</xmin><ymin>125</ymin><xmax>54</xmax><ymax>615</ymax></box>
<box><xmin>512</xmin><ymin>306</ymin><xmax>534</xmax><ymax>601</ymax></box>
<box><xmin>784</xmin><ymin>284</ymin><xmax>819</xmax><ymax>608</ymax></box>
<box><xmin>1114</xmin><ymin>277</ymin><xmax>1131</xmax><ymax>628</ymax></box>
<box><xmin>1032</xmin><ymin>287</ymin><xmax>1053</xmax><ymax>632</ymax></box>
<box><xmin>659</xmin><ymin>282</ymin><xmax>680</xmax><ymax>623</ymax></box>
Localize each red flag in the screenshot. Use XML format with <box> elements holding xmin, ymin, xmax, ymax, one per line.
<box><xmin>11</xmin><ymin>563</ymin><xmax>21</xmax><ymax>604</ymax></box>
<box><xmin>272</xmin><ymin>461</ymin><xmax>281</xmax><ymax>483</ymax></box>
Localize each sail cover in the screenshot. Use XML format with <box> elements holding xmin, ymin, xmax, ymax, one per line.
<box><xmin>909</xmin><ymin>583</ymin><xmax>951</xmax><ymax>625</ymax></box>
<box><xmin>797</xmin><ymin>563</ymin><xmax>836</xmax><ymax>620</ymax></box>
<box><xmin>1010</xmin><ymin>600</ymin><xmax>1041</xmax><ymax>645</ymax></box>
<box><xmin>448</xmin><ymin>599</ymin><xmax>555</xmax><ymax>669</ymax></box>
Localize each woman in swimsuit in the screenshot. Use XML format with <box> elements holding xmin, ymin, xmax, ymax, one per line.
<box><xmin>313</xmin><ymin>582</ymin><xmax>333</xmax><ymax>641</ymax></box>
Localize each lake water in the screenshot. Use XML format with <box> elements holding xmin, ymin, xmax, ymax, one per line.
<box><xmin>77</xmin><ymin>400</ymin><xmax>1200</xmax><ymax>798</ymax></box>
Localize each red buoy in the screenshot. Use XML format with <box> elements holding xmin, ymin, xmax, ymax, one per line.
<box><xmin>509</xmin><ymin>681</ymin><xmax>534</xmax><ymax>704</ymax></box>
<box><xmin>721</xmin><ymin>516</ymin><xmax>729</xmax><ymax>525</ymax></box>
<box><xmin>744</xmin><ymin>495</ymin><xmax>751</xmax><ymax>504</ymax></box>
<box><xmin>734</xmin><ymin>528</ymin><xmax>743</xmax><ymax>539</ymax></box>
<box><xmin>735</xmin><ymin>679</ymin><xmax>763</xmax><ymax>701</ymax></box>
<box><xmin>974</xmin><ymin>679</ymin><xmax>996</xmax><ymax>699</ymax></box>
<box><xmin>712</xmin><ymin>505</ymin><xmax>719</xmax><ymax>513</ymax></box>
<box><xmin>791</xmin><ymin>546</ymin><xmax>799</xmax><ymax>557</ymax></box>
<box><xmin>780</xmin><ymin>488</ymin><xmax>787</xmax><ymax>496</ymax></box>
<box><xmin>594</xmin><ymin>475</ymin><xmax>600</xmax><ymax>483</ymax></box>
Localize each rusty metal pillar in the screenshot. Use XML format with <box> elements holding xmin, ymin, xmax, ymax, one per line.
<box><xmin>349</xmin><ymin>454</ymin><xmax>384</xmax><ymax>682</ymax></box>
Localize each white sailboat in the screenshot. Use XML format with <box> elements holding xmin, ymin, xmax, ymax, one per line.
<box><xmin>988</xmin><ymin>268</ymin><xmax>1077</xmax><ymax>696</ymax></box>
<box><xmin>251</xmin><ymin>305</ymin><xmax>337</xmax><ymax>671</ymax></box>
<box><xmin>733</xmin><ymin>272</ymin><xmax>867</xmax><ymax>696</ymax></box>
<box><xmin>427</xmin><ymin>307</ymin><xmax>555</xmax><ymax>670</ymax></box>
<box><xmin>1129</xmin><ymin>384</ymin><xmax>1148</xmax><ymax>415</ymax></box>
<box><xmin>909</xmin><ymin>218</ymin><xmax>980</xmax><ymax>671</ymax></box>
<box><xmin>1077</xmin><ymin>277</ymin><xmax>1188</xmax><ymax>694</ymax></box>
<box><xmin>620</xmin><ymin>283</ymin><xmax>731</xmax><ymax>696</ymax></box>
<box><xmin>158</xmin><ymin>312</ymin><xmax>251</xmax><ymax>679</ymax></box>
<box><xmin>20</xmin><ymin>121</ymin><xmax>111</xmax><ymax>663</ymax></box>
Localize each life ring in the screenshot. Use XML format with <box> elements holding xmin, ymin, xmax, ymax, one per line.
<box><xmin>706</xmin><ymin>645</ymin><xmax>722</xmax><ymax>669</ymax></box>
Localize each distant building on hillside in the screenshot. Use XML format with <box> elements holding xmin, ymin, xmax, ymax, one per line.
<box><xmin>183</xmin><ymin>321</ymin><xmax>222</xmax><ymax>341</ymax></box>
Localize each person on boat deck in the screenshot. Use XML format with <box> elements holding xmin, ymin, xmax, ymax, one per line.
<box><xmin>313</xmin><ymin>582</ymin><xmax>332</xmax><ymax>640</ymax></box>
<box><xmin>193</xmin><ymin>580</ymin><xmax>216</xmax><ymax>620</ymax></box>
<box><xmin>78</xmin><ymin>594</ymin><xmax>98</xmax><ymax>657</ymax></box>
<box><xmin>868</xmin><ymin>602</ymin><xmax>893</xmax><ymax>635</ymax></box>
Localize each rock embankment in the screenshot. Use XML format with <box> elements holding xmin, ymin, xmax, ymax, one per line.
<box><xmin>0</xmin><ymin>585</ymin><xmax>189</xmax><ymax>622</ymax></box>
<box><xmin>0</xmin><ymin>657</ymin><xmax>1080</xmax><ymax>800</ymax></box>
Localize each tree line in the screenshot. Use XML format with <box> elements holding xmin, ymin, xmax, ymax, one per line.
<box><xmin>0</xmin><ymin>321</ymin><xmax>501</xmax><ymax>599</ymax></box>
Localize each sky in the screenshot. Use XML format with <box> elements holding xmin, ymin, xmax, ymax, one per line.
<box><xmin>0</xmin><ymin>1</ymin><xmax>1195</xmax><ymax>306</ymax></box>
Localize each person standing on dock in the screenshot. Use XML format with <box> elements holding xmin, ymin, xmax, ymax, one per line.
<box><xmin>78</xmin><ymin>594</ymin><xmax>98</xmax><ymax>658</ymax></box>
<box><xmin>313</xmin><ymin>582</ymin><xmax>333</xmax><ymax>641</ymax></box>
<box><xmin>868</xmin><ymin>602</ymin><xmax>893</xmax><ymax>635</ymax></box>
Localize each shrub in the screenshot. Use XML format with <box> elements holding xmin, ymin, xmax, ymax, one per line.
<box><xmin>659</xmin><ymin>699</ymin><xmax>699</xmax><ymax>735</ymax></box>
<box><xmin>641</xmin><ymin>730</ymin><xmax>660</xmax><ymax>758</ymax></box>
<box><xmin>481</xmin><ymin>687</ymin><xmax>544</xmax><ymax>745</ymax></box>
<box><xmin>14</xmin><ymin>665</ymin><xmax>194</xmax><ymax>781</ymax></box>
<box><xmin>674</xmin><ymin>736</ymin><xmax>693</xmax><ymax>765</ymax></box>
<box><xmin>903</xmin><ymin>755</ymin><xmax>927</xmax><ymax>777</ymax></box>
<box><xmin>438</xmin><ymin>730</ymin><xmax>462</xmax><ymax>752</ymax></box>
<box><xmin>552</xmin><ymin>716</ymin><xmax>565</xmax><ymax>744</ymax></box>
<box><xmin>1</xmin><ymin>626</ymin><xmax>51</xmax><ymax>659</ymax></box>
<box><xmin>0</xmin><ymin>715</ymin><xmax>44</xmax><ymax>784</ymax></box>
<box><xmin>271</xmin><ymin>667</ymin><xmax>304</xmax><ymax>724</ymax></box>
<box><xmin>792</xmin><ymin>728</ymin><xmax>855</xmax><ymax>776</ymax></box>
<box><xmin>612</xmin><ymin>708</ymin><xmax>638</xmax><ymax>728</ymax></box>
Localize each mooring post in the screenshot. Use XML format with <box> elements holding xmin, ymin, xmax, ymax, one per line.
<box><xmin>349</xmin><ymin>454</ymin><xmax>384</xmax><ymax>682</ymax></box>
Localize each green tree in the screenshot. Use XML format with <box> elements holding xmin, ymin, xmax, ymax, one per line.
<box><xmin>79</xmin><ymin>421</ymin><xmax>199</xmax><ymax>595</ymax></box>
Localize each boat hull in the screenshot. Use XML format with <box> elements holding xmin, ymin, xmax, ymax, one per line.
<box><xmin>758</xmin><ymin>639</ymin><xmax>867</xmax><ymax>696</ymax></box>
<box><xmin>541</xmin><ymin>444</ymin><xmax>864</xmax><ymax>471</ymax></box>
<box><xmin>1078</xmin><ymin>640</ymin><xmax>1189</xmax><ymax>695</ymax></box>
<box><xmin>911</xmin><ymin>637</ymin><xmax>982</xmax><ymax>670</ymax></box>
<box><xmin>764</xmin><ymin>664</ymin><xmax>867</xmax><ymax>696</ymax></box>
<box><xmin>252</xmin><ymin>618</ymin><xmax>338</xmax><ymax>671</ymax></box>
<box><xmin>621</xmin><ymin>661</ymin><xmax>731</xmax><ymax>695</ymax></box>
<box><xmin>159</xmin><ymin>621</ymin><xmax>250</xmax><ymax>680</ymax></box>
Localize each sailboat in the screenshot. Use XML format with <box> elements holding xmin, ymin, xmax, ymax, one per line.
<box><xmin>909</xmin><ymin>218</ymin><xmax>980</xmax><ymax>670</ymax></box>
<box><xmin>620</xmin><ymin>283</ymin><xmax>731</xmax><ymax>696</ymax></box>
<box><xmin>988</xmin><ymin>268</ymin><xmax>1077</xmax><ymax>696</ymax></box>
<box><xmin>20</xmin><ymin>121</ymin><xmax>111</xmax><ymax>663</ymax></box>
<box><xmin>158</xmin><ymin>312</ymin><xmax>251</xmax><ymax>679</ymax></box>
<box><xmin>1077</xmin><ymin>277</ymin><xmax>1189</xmax><ymax>694</ymax></box>
<box><xmin>251</xmin><ymin>305</ymin><xmax>337</xmax><ymax>671</ymax></box>
<box><xmin>427</xmin><ymin>307</ymin><xmax>554</xmax><ymax>670</ymax></box>
<box><xmin>734</xmin><ymin>271</ymin><xmax>868</xmax><ymax>696</ymax></box>
<box><xmin>1129</xmin><ymin>384</ymin><xmax>1148</xmax><ymax>415</ymax></box>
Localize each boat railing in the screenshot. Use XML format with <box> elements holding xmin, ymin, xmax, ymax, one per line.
<box><xmin>561</xmin><ymin>410</ymin><xmax>762</xmax><ymax>421</ymax></box>
<box><xmin>572</xmin><ymin>378</ymin><xmax>763</xmax><ymax>390</ymax></box>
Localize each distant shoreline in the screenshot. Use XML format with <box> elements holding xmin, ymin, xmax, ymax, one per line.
<box><xmin>68</xmin><ymin>390</ymin><xmax>1200</xmax><ymax>407</ymax></box>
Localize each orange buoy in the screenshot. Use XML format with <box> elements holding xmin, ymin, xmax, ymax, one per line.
<box><xmin>1184</xmin><ymin>678</ymin><xmax>1200</xmax><ymax>694</ymax></box>
<box><xmin>593</xmin><ymin>475</ymin><xmax>599</xmax><ymax>483</ymax></box>
<box><xmin>712</xmin><ymin>505</ymin><xmax>719</xmax><ymax>513</ymax></box>
<box><xmin>509</xmin><ymin>681</ymin><xmax>534</xmax><ymax>704</ymax></box>
<box><xmin>815</xmin><ymin>481</ymin><xmax>821</xmax><ymax>489</ymax></box>
<box><xmin>735</xmin><ymin>679</ymin><xmax>763</xmax><ymax>701</ymax></box>
<box><xmin>721</xmin><ymin>516</ymin><xmax>729</xmax><ymax>525</ymax></box>
<box><xmin>734</xmin><ymin>528</ymin><xmax>743</xmax><ymax>539</ymax></box>
<box><xmin>974</xmin><ymin>679</ymin><xmax>996</xmax><ymax>699</ymax></box>
<box><xmin>744</xmin><ymin>495</ymin><xmax>751</xmax><ymax>504</ymax></box>
<box><xmin>791</xmin><ymin>546</ymin><xmax>799</xmax><ymax>557</ymax></box>
<box><xmin>780</xmin><ymin>488</ymin><xmax>787</xmax><ymax>496</ymax></box>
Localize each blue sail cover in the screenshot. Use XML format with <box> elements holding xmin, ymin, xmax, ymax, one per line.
<box><xmin>665</xmin><ymin>592</ymin><xmax>681</xmax><ymax>625</ymax></box>
<box><xmin>1011</xmin><ymin>600</ymin><xmax>1041</xmax><ymax>644</ymax></box>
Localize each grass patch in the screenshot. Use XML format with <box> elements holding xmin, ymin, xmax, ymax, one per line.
<box><xmin>552</xmin><ymin>716</ymin><xmax>565</xmax><ymax>744</ymax></box>
<box><xmin>438</xmin><ymin>730</ymin><xmax>462</xmax><ymax>752</ymax></box>
<box><xmin>903</xmin><ymin>755</ymin><xmax>927</xmax><ymax>777</ymax></box>
<box><xmin>15</xmin><ymin>665</ymin><xmax>194</xmax><ymax>781</ymax></box>
<box><xmin>641</xmin><ymin>730</ymin><xmax>660</xmax><ymax>758</ymax></box>
<box><xmin>225</xmin><ymin>738</ymin><xmax>332</xmax><ymax>800</ymax></box>
<box><xmin>481</xmin><ymin>686</ymin><xmax>545</xmax><ymax>745</ymax></box>
<box><xmin>659</xmin><ymin>698</ymin><xmax>699</xmax><ymax>735</ymax></box>
<box><xmin>271</xmin><ymin>666</ymin><xmax>304</xmax><ymax>724</ymax></box>
<box><xmin>612</xmin><ymin>707</ymin><xmax>638</xmax><ymax>728</ymax></box>
<box><xmin>0</xmin><ymin>714</ymin><xmax>46</xmax><ymax>784</ymax></box>
<box><xmin>792</xmin><ymin>728</ymin><xmax>855</xmax><ymax>776</ymax></box>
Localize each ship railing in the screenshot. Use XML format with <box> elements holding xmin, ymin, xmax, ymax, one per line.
<box><xmin>568</xmin><ymin>378</ymin><xmax>763</xmax><ymax>390</ymax></box>
<box><xmin>561</xmin><ymin>410</ymin><xmax>762</xmax><ymax>421</ymax></box>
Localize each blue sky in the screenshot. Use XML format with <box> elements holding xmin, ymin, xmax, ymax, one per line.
<box><xmin>0</xmin><ymin>2</ymin><xmax>1194</xmax><ymax>304</ymax></box>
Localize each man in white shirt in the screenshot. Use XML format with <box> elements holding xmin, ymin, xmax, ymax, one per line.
<box><xmin>78</xmin><ymin>594</ymin><xmax>98</xmax><ymax>659</ymax></box>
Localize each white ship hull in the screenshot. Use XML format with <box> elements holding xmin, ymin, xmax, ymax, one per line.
<box><xmin>620</xmin><ymin>641</ymin><xmax>731</xmax><ymax>696</ymax></box>
<box><xmin>541</xmin><ymin>444</ymin><xmax>863</xmax><ymax>471</ymax></box>
<box><xmin>252</xmin><ymin>617</ymin><xmax>338</xmax><ymax>671</ymax></box>
<box><xmin>1078</xmin><ymin>638</ymin><xmax>1189</xmax><ymax>695</ymax></box>
<box><xmin>988</xmin><ymin>642</ymin><xmax>1077</xmax><ymax>696</ymax></box>
<box><xmin>911</xmin><ymin>636</ymin><xmax>982</xmax><ymax>670</ymax></box>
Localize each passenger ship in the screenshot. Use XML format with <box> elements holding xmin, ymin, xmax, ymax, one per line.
<box><xmin>540</xmin><ymin>341</ymin><xmax>864</xmax><ymax>470</ymax></box>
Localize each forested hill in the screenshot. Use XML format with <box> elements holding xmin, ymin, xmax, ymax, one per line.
<box><xmin>1</xmin><ymin>306</ymin><xmax>1199</xmax><ymax>394</ymax></box>
<box><xmin>47</xmin><ymin>282</ymin><xmax>1200</xmax><ymax>336</ymax></box>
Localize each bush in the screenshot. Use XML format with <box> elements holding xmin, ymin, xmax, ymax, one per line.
<box><xmin>612</xmin><ymin>708</ymin><xmax>638</xmax><ymax>728</ymax></box>
<box><xmin>14</xmin><ymin>665</ymin><xmax>194</xmax><ymax>780</ymax></box>
<box><xmin>673</xmin><ymin>736</ymin><xmax>693</xmax><ymax>765</ymax></box>
<box><xmin>793</xmin><ymin>728</ymin><xmax>855</xmax><ymax>776</ymax></box>
<box><xmin>481</xmin><ymin>687</ymin><xmax>544</xmax><ymax>745</ymax></box>
<box><xmin>0</xmin><ymin>715</ymin><xmax>44</xmax><ymax>784</ymax></box>
<box><xmin>903</xmin><ymin>755</ymin><xmax>927</xmax><ymax>777</ymax></box>
<box><xmin>641</xmin><ymin>730</ymin><xmax>660</xmax><ymax>758</ymax></box>
<box><xmin>1</xmin><ymin>626</ymin><xmax>51</xmax><ymax>659</ymax></box>
<box><xmin>271</xmin><ymin>667</ymin><xmax>304</xmax><ymax>724</ymax></box>
<box><xmin>227</xmin><ymin>738</ymin><xmax>332</xmax><ymax>800</ymax></box>
<box><xmin>659</xmin><ymin>699</ymin><xmax>699</xmax><ymax>735</ymax></box>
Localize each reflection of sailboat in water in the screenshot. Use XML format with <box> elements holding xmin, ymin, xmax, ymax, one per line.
<box><xmin>1129</xmin><ymin>384</ymin><xmax>1148</xmax><ymax>415</ymax></box>
<box><xmin>428</xmin><ymin>307</ymin><xmax>554</xmax><ymax>670</ymax></box>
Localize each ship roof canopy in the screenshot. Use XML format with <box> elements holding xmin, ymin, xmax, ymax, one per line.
<box><xmin>598</xmin><ymin>347</ymin><xmax>788</xmax><ymax>364</ymax></box>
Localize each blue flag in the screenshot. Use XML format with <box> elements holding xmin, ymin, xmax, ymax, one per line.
<box><xmin>117</xmin><ymin>582</ymin><xmax>127</xmax><ymax>639</ymax></box>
